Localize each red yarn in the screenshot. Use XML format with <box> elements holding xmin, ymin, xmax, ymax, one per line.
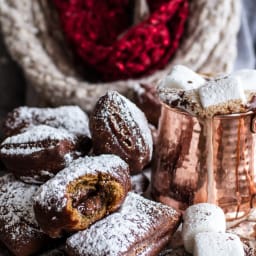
<box><xmin>53</xmin><ymin>0</ymin><xmax>189</xmax><ymax>81</ymax></box>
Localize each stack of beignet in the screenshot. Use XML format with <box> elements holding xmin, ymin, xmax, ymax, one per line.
<box><xmin>0</xmin><ymin>94</ymin><xmax>182</xmax><ymax>256</ymax></box>
<box><xmin>0</xmin><ymin>106</ymin><xmax>91</xmax><ymax>184</ymax></box>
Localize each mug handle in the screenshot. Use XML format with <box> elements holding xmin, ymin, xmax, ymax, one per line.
<box><xmin>251</xmin><ymin>115</ymin><xmax>256</xmax><ymax>133</ymax></box>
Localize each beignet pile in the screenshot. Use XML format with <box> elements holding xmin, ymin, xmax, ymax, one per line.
<box><xmin>0</xmin><ymin>94</ymin><xmax>182</xmax><ymax>256</ymax></box>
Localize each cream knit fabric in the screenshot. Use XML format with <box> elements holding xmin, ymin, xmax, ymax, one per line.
<box><xmin>0</xmin><ymin>0</ymin><xmax>241</xmax><ymax>112</ymax></box>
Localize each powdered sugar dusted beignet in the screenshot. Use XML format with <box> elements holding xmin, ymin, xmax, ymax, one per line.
<box><xmin>90</xmin><ymin>91</ymin><xmax>153</xmax><ymax>174</ymax></box>
<box><xmin>0</xmin><ymin>125</ymin><xmax>78</xmax><ymax>184</ymax></box>
<box><xmin>0</xmin><ymin>174</ymin><xmax>51</xmax><ymax>256</ymax></box>
<box><xmin>193</xmin><ymin>232</ymin><xmax>244</xmax><ymax>256</ymax></box>
<box><xmin>3</xmin><ymin>106</ymin><xmax>90</xmax><ymax>138</ymax></box>
<box><xmin>182</xmin><ymin>203</ymin><xmax>226</xmax><ymax>253</ymax></box>
<box><xmin>66</xmin><ymin>192</ymin><xmax>181</xmax><ymax>256</ymax></box>
<box><xmin>3</xmin><ymin>106</ymin><xmax>91</xmax><ymax>153</ymax></box>
<box><xmin>33</xmin><ymin>155</ymin><xmax>130</xmax><ymax>238</ymax></box>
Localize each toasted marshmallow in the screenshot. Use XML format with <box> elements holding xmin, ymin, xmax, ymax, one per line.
<box><xmin>182</xmin><ymin>203</ymin><xmax>226</xmax><ymax>253</ymax></box>
<box><xmin>194</xmin><ymin>232</ymin><xmax>244</xmax><ymax>256</ymax></box>
<box><xmin>160</xmin><ymin>65</ymin><xmax>206</xmax><ymax>90</ymax></box>
<box><xmin>232</xmin><ymin>69</ymin><xmax>256</xmax><ymax>91</ymax></box>
<box><xmin>199</xmin><ymin>76</ymin><xmax>246</xmax><ymax>109</ymax></box>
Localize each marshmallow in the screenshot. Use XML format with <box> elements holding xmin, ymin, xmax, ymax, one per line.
<box><xmin>160</xmin><ymin>65</ymin><xmax>206</xmax><ymax>90</ymax></box>
<box><xmin>182</xmin><ymin>203</ymin><xmax>226</xmax><ymax>253</ymax></box>
<box><xmin>199</xmin><ymin>76</ymin><xmax>246</xmax><ymax>108</ymax></box>
<box><xmin>233</xmin><ymin>69</ymin><xmax>256</xmax><ymax>91</ymax></box>
<box><xmin>193</xmin><ymin>232</ymin><xmax>244</xmax><ymax>256</ymax></box>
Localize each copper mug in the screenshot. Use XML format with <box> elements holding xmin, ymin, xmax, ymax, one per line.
<box><xmin>152</xmin><ymin>103</ymin><xmax>256</xmax><ymax>220</ymax></box>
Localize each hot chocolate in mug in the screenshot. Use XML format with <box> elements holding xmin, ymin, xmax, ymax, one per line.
<box><xmin>152</xmin><ymin>65</ymin><xmax>256</xmax><ymax>220</ymax></box>
<box><xmin>152</xmin><ymin>102</ymin><xmax>256</xmax><ymax>220</ymax></box>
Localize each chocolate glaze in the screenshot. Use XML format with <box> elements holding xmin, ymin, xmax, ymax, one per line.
<box><xmin>72</xmin><ymin>187</ymin><xmax>104</xmax><ymax>216</ymax></box>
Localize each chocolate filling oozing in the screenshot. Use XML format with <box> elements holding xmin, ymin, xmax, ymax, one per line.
<box><xmin>68</xmin><ymin>176</ymin><xmax>119</xmax><ymax>226</ymax></box>
<box><xmin>71</xmin><ymin>184</ymin><xmax>105</xmax><ymax>216</ymax></box>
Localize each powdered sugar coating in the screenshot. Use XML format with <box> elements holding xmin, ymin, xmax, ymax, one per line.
<box><xmin>4</xmin><ymin>105</ymin><xmax>90</xmax><ymax>138</ymax></box>
<box><xmin>92</xmin><ymin>91</ymin><xmax>153</xmax><ymax>169</ymax></box>
<box><xmin>19</xmin><ymin>170</ymin><xmax>55</xmax><ymax>185</ymax></box>
<box><xmin>67</xmin><ymin>192</ymin><xmax>180</xmax><ymax>256</ymax></box>
<box><xmin>0</xmin><ymin>174</ymin><xmax>42</xmax><ymax>241</ymax></box>
<box><xmin>0</xmin><ymin>125</ymin><xmax>75</xmax><ymax>155</ymax></box>
<box><xmin>33</xmin><ymin>154</ymin><xmax>129</xmax><ymax>212</ymax></box>
<box><xmin>123</xmin><ymin>94</ymin><xmax>153</xmax><ymax>159</ymax></box>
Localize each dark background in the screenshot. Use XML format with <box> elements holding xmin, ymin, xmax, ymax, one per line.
<box><xmin>0</xmin><ymin>34</ymin><xmax>25</xmax><ymax>138</ymax></box>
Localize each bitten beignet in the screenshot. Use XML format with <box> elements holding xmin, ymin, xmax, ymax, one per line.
<box><xmin>33</xmin><ymin>154</ymin><xmax>130</xmax><ymax>238</ymax></box>
<box><xmin>66</xmin><ymin>192</ymin><xmax>181</xmax><ymax>256</ymax></box>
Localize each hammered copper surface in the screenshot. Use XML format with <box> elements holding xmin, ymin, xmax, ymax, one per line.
<box><xmin>152</xmin><ymin>104</ymin><xmax>256</xmax><ymax>219</ymax></box>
